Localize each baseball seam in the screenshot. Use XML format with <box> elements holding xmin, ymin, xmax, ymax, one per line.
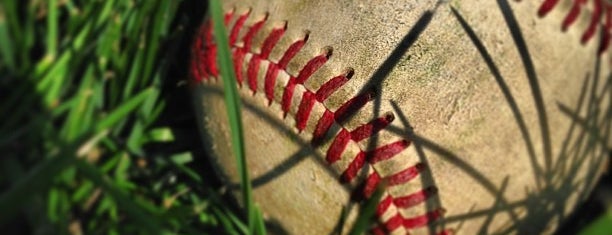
<box><xmin>191</xmin><ymin>9</ymin><xmax>449</xmax><ymax>234</ymax></box>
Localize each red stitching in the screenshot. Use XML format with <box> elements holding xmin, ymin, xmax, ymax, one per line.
<box><xmin>264</xmin><ymin>34</ymin><xmax>308</xmax><ymax>104</ymax></box>
<box><xmin>192</xmin><ymin>22</ymin><xmax>217</xmax><ymax>82</ymax></box>
<box><xmin>312</xmin><ymin>110</ymin><xmax>335</xmax><ymax>146</ymax></box>
<box><xmin>191</xmin><ymin>10</ymin><xmax>445</xmax><ymax>233</ymax></box>
<box><xmin>538</xmin><ymin>0</ymin><xmax>612</xmax><ymax>54</ymax></box>
<box><xmin>377</xmin><ymin>195</ymin><xmax>394</xmax><ymax>217</ymax></box>
<box><xmin>388</xmin><ymin>163</ymin><xmax>426</xmax><ymax>186</ymax></box>
<box><xmin>538</xmin><ymin>0</ymin><xmax>560</xmax><ymax>17</ymax></box>
<box><xmin>404</xmin><ymin>208</ymin><xmax>445</xmax><ymax>229</ymax></box>
<box><xmin>394</xmin><ymin>186</ymin><xmax>438</xmax><ymax>208</ymax></box>
<box><xmin>334</xmin><ymin>90</ymin><xmax>376</xmax><ymax>124</ymax></box>
<box><xmin>249</xmin><ymin>22</ymin><xmax>286</xmax><ymax>95</ymax></box>
<box><xmin>563</xmin><ymin>0</ymin><xmax>585</xmax><ymax>31</ymax></box>
<box><xmin>341</xmin><ymin>151</ymin><xmax>367</xmax><ymax>183</ymax></box>
<box><xmin>316</xmin><ymin>70</ymin><xmax>353</xmax><ymax>102</ymax></box>
<box><xmin>357</xmin><ymin>171</ymin><xmax>382</xmax><ymax>199</ymax></box>
<box><xmin>375</xmin><ymin>208</ymin><xmax>446</xmax><ymax>231</ymax></box>
<box><xmin>326</xmin><ymin>129</ymin><xmax>352</xmax><ymax>164</ymax></box>
<box><xmin>244</xmin><ymin>15</ymin><xmax>268</xmax><ymax>94</ymax></box>
<box><xmin>229</xmin><ymin>10</ymin><xmax>250</xmax><ymax>45</ymax></box>
<box><xmin>282</xmin><ymin>51</ymin><xmax>330</xmax><ymax>117</ymax></box>
<box><xmin>296</xmin><ymin>91</ymin><xmax>316</xmax><ymax>133</ymax></box>
<box><xmin>368</xmin><ymin>140</ymin><xmax>412</xmax><ymax>165</ymax></box>
<box><xmin>351</xmin><ymin>112</ymin><xmax>394</xmax><ymax>142</ymax></box>
<box><xmin>582</xmin><ymin>0</ymin><xmax>601</xmax><ymax>44</ymax></box>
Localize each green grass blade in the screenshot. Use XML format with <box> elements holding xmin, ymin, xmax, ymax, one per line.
<box><xmin>212</xmin><ymin>207</ymin><xmax>242</xmax><ymax>235</ymax></box>
<box><xmin>96</xmin><ymin>88</ymin><xmax>152</xmax><ymax>131</ymax></box>
<box><xmin>0</xmin><ymin>147</ymin><xmax>76</xmax><ymax>223</ymax></box>
<box><xmin>579</xmin><ymin>208</ymin><xmax>612</xmax><ymax>235</ymax></box>
<box><xmin>74</xmin><ymin>160</ymin><xmax>168</xmax><ymax>234</ymax></box>
<box><xmin>46</xmin><ymin>0</ymin><xmax>58</xmax><ymax>60</ymax></box>
<box><xmin>348</xmin><ymin>186</ymin><xmax>385</xmax><ymax>235</ymax></box>
<box><xmin>0</xmin><ymin>9</ymin><xmax>15</xmax><ymax>70</ymax></box>
<box><xmin>252</xmin><ymin>206</ymin><xmax>267</xmax><ymax>235</ymax></box>
<box><xmin>209</xmin><ymin>0</ymin><xmax>258</xmax><ymax>233</ymax></box>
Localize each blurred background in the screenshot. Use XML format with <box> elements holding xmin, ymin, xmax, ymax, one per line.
<box><xmin>0</xmin><ymin>1</ymin><xmax>609</xmax><ymax>234</ymax></box>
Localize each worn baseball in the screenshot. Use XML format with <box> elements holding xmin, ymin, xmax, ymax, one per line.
<box><xmin>191</xmin><ymin>0</ymin><xmax>611</xmax><ymax>234</ymax></box>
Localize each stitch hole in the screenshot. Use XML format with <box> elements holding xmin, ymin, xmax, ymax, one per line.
<box><xmin>302</xmin><ymin>30</ymin><xmax>311</xmax><ymax>42</ymax></box>
<box><xmin>415</xmin><ymin>162</ymin><xmax>426</xmax><ymax>171</ymax></box>
<box><xmin>383</xmin><ymin>111</ymin><xmax>395</xmax><ymax>123</ymax></box>
<box><xmin>344</xmin><ymin>67</ymin><xmax>355</xmax><ymax>79</ymax></box>
<box><xmin>321</xmin><ymin>46</ymin><xmax>333</xmax><ymax>59</ymax></box>
<box><xmin>280</xmin><ymin>20</ymin><xmax>288</xmax><ymax>30</ymax></box>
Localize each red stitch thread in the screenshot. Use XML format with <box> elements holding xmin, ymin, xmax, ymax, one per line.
<box><xmin>204</xmin><ymin>22</ymin><xmax>219</xmax><ymax>79</ymax></box>
<box><xmin>312</xmin><ymin>110</ymin><xmax>335</xmax><ymax>146</ymax></box>
<box><xmin>233</xmin><ymin>49</ymin><xmax>246</xmax><ymax>86</ymax></box>
<box><xmin>341</xmin><ymin>152</ymin><xmax>366</xmax><ymax>182</ymax></box>
<box><xmin>350</xmin><ymin>113</ymin><xmax>394</xmax><ymax>142</ymax></box>
<box><xmin>281</xmin><ymin>51</ymin><xmax>330</xmax><ymax>117</ymax></box>
<box><xmin>264</xmin><ymin>63</ymin><xmax>281</xmax><ymax>104</ymax></box>
<box><xmin>403</xmin><ymin>208</ymin><xmax>446</xmax><ymax>229</ymax></box>
<box><xmin>326</xmin><ymin>129</ymin><xmax>351</xmax><ymax>164</ymax></box>
<box><xmin>378</xmin><ymin>208</ymin><xmax>446</xmax><ymax>232</ymax></box>
<box><xmin>224</xmin><ymin>11</ymin><xmax>234</xmax><ymax>25</ymax></box>
<box><xmin>383</xmin><ymin>214</ymin><xmax>404</xmax><ymax>231</ymax></box>
<box><xmin>538</xmin><ymin>0</ymin><xmax>559</xmax><ymax>17</ymax></box>
<box><xmin>388</xmin><ymin>163</ymin><xmax>426</xmax><ymax>186</ymax></box>
<box><xmin>261</xmin><ymin>23</ymin><xmax>287</xmax><ymax>59</ymax></box>
<box><xmin>230</xmin><ymin>10</ymin><xmax>250</xmax><ymax>45</ymax></box>
<box><xmin>247</xmin><ymin>55</ymin><xmax>262</xmax><ymax>93</ymax></box>
<box><xmin>264</xmin><ymin>34</ymin><xmax>309</xmax><ymax>104</ymax></box>
<box><xmin>334</xmin><ymin>90</ymin><xmax>376</xmax><ymax>124</ymax></box>
<box><xmin>563</xmin><ymin>0</ymin><xmax>586</xmax><ymax>31</ymax></box>
<box><xmin>230</xmin><ymin>11</ymin><xmax>251</xmax><ymax>86</ymax></box>
<box><xmin>342</xmin><ymin>141</ymin><xmax>408</xmax><ymax>183</ymax></box>
<box><xmin>394</xmin><ymin>186</ymin><xmax>438</xmax><ymax>208</ymax></box>
<box><xmin>582</xmin><ymin>0</ymin><xmax>602</xmax><ymax>44</ymax></box>
<box><xmin>243</xmin><ymin>15</ymin><xmax>269</xmax><ymax>93</ymax></box>
<box><xmin>257</xmin><ymin>24</ymin><xmax>286</xmax><ymax>97</ymax></box>
<box><xmin>377</xmin><ymin>195</ymin><xmax>394</xmax><ymax>217</ymax></box>
<box><xmin>315</xmin><ymin>70</ymin><xmax>353</xmax><ymax>102</ymax></box>
<box><xmin>296</xmin><ymin>91</ymin><xmax>317</xmax><ymax>132</ymax></box>
<box><xmin>355</xmin><ymin>171</ymin><xmax>382</xmax><ymax>199</ymax></box>
<box><xmin>368</xmin><ymin>140</ymin><xmax>411</xmax><ymax>164</ymax></box>
<box><xmin>279</xmin><ymin>32</ymin><xmax>309</xmax><ymax>68</ymax></box>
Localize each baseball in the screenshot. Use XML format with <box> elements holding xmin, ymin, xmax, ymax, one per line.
<box><xmin>191</xmin><ymin>0</ymin><xmax>611</xmax><ymax>234</ymax></box>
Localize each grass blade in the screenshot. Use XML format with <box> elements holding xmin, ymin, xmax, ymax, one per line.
<box><xmin>96</xmin><ymin>88</ymin><xmax>152</xmax><ymax>131</ymax></box>
<box><xmin>579</xmin><ymin>208</ymin><xmax>612</xmax><ymax>235</ymax></box>
<box><xmin>209</xmin><ymin>0</ymin><xmax>258</xmax><ymax>233</ymax></box>
<box><xmin>46</xmin><ymin>0</ymin><xmax>58</xmax><ymax>60</ymax></box>
<box><xmin>0</xmin><ymin>9</ymin><xmax>15</xmax><ymax>70</ymax></box>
